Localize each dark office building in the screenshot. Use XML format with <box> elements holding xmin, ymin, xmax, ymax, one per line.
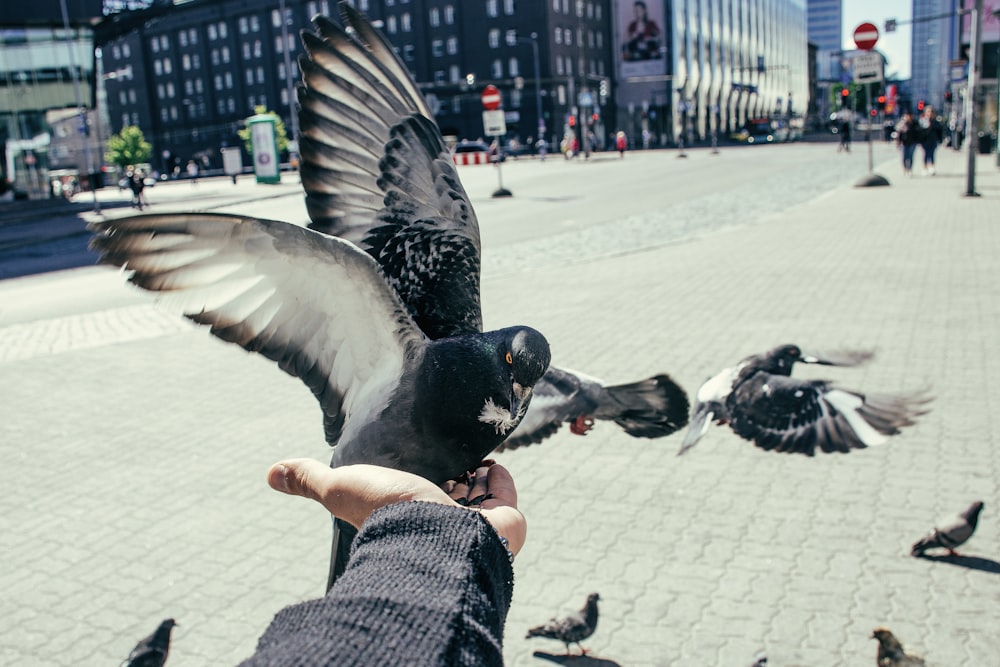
<box><xmin>99</xmin><ymin>0</ymin><xmax>616</xmax><ymax>172</ymax></box>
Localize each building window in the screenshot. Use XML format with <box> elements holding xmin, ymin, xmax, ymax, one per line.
<box><xmin>156</xmin><ymin>83</ymin><xmax>165</xmax><ymax>99</ymax></box>
<box><xmin>251</xmin><ymin>15</ymin><xmax>260</xmax><ymax>31</ymax></box>
<box><xmin>509</xmin><ymin>57</ymin><xmax>519</xmax><ymax>77</ymax></box>
<box><xmin>552</xmin><ymin>0</ymin><xmax>559</xmax><ymax>11</ymax></box>
<box><xmin>246</xmin><ymin>68</ymin><xmax>254</xmax><ymax>85</ymax></box>
<box><xmin>505</xmin><ymin>0</ymin><xmax>514</xmax><ymax>14</ymax></box>
<box><xmin>224</xmin><ymin>72</ymin><xmax>233</xmax><ymax>88</ymax></box>
<box><xmin>429</xmin><ymin>7</ymin><xmax>439</xmax><ymax>26</ymax></box>
<box><xmin>432</xmin><ymin>39</ymin><xmax>443</xmax><ymax>57</ymax></box>
<box><xmin>185</xmin><ymin>79</ymin><xmax>194</xmax><ymax>95</ymax></box>
<box><xmin>489</xmin><ymin>29</ymin><xmax>499</xmax><ymax>48</ymax></box>
<box><xmin>218</xmin><ymin>22</ymin><xmax>228</xmax><ymax>38</ymax></box>
<box><xmin>243</xmin><ymin>43</ymin><xmax>251</xmax><ymax>59</ymax></box>
<box><xmin>122</xmin><ymin>43</ymin><xmax>131</xmax><ymax>58</ymax></box>
<box><xmin>281</xmin><ymin>87</ymin><xmax>289</xmax><ymax>106</ymax></box>
<box><xmin>510</xmin><ymin>89</ymin><xmax>521</xmax><ymax>107</ymax></box>
<box><xmin>221</xmin><ymin>46</ymin><xmax>230</xmax><ymax>63</ymax></box>
<box><xmin>492</xmin><ymin>59</ymin><xmax>502</xmax><ymax>78</ymax></box>
<box><xmin>208</xmin><ymin>24</ymin><xmax>217</xmax><ymax>40</ymax></box>
<box><xmin>179</xmin><ymin>31</ymin><xmax>188</xmax><ymax>47</ymax></box>
<box><xmin>486</xmin><ymin>0</ymin><xmax>498</xmax><ymax>17</ymax></box>
<box><xmin>227</xmin><ymin>97</ymin><xmax>236</xmax><ymax>113</ymax></box>
<box><xmin>556</xmin><ymin>58</ymin><xmax>563</xmax><ymax>75</ymax></box>
<box><xmin>192</xmin><ymin>54</ymin><xmax>200</xmax><ymax>69</ymax></box>
<box><xmin>150</xmin><ymin>37</ymin><xmax>159</xmax><ymax>53</ymax></box>
<box><xmin>387</xmin><ymin>15</ymin><xmax>397</xmax><ymax>33</ymax></box>
<box><xmin>278</xmin><ymin>62</ymin><xmax>287</xmax><ymax>80</ymax></box>
<box><xmin>188</xmin><ymin>28</ymin><xmax>197</xmax><ymax>45</ymax></box>
<box><xmin>449</xmin><ymin>65</ymin><xmax>459</xmax><ymax>82</ymax></box>
<box><xmin>182</xmin><ymin>53</ymin><xmax>191</xmax><ymax>70</ymax></box>
<box><xmin>153</xmin><ymin>60</ymin><xmax>162</xmax><ymax>75</ymax></box>
<box><xmin>166</xmin><ymin>82</ymin><xmax>175</xmax><ymax>97</ymax></box>
<box><xmin>118</xmin><ymin>90</ymin><xmax>127</xmax><ymax>105</ymax></box>
<box><xmin>254</xmin><ymin>40</ymin><xmax>262</xmax><ymax>57</ymax></box>
<box><xmin>554</xmin><ymin>27</ymin><xmax>561</xmax><ymax>44</ymax></box>
<box><xmin>239</xmin><ymin>17</ymin><xmax>249</xmax><ymax>34</ymax></box>
<box><xmin>112</xmin><ymin>45</ymin><xmax>121</xmax><ymax>59</ymax></box>
<box><xmin>194</xmin><ymin>78</ymin><xmax>203</xmax><ymax>93</ymax></box>
<box><xmin>452</xmin><ymin>97</ymin><xmax>461</xmax><ymax>113</ymax></box>
<box><xmin>564</xmin><ymin>29</ymin><xmax>571</xmax><ymax>45</ymax></box>
<box><xmin>403</xmin><ymin>44</ymin><xmax>414</xmax><ymax>61</ymax></box>
<box><xmin>446</xmin><ymin>37</ymin><xmax>458</xmax><ymax>55</ymax></box>
<box><xmin>214</xmin><ymin>74</ymin><xmax>223</xmax><ymax>90</ymax></box>
<box><xmin>401</xmin><ymin>12</ymin><xmax>411</xmax><ymax>31</ymax></box>
<box><xmin>128</xmin><ymin>89</ymin><xmax>136</xmax><ymax>103</ymax></box>
<box><xmin>434</xmin><ymin>70</ymin><xmax>445</xmax><ymax>84</ymax></box>
<box><xmin>444</xmin><ymin>5</ymin><xmax>454</xmax><ymax>24</ymax></box>
<box><xmin>596</xmin><ymin>32</ymin><xmax>602</xmax><ymax>48</ymax></box>
<box><xmin>257</xmin><ymin>66</ymin><xmax>265</xmax><ymax>83</ymax></box>
<box><xmin>160</xmin><ymin>107</ymin><xmax>168</xmax><ymax>122</ymax></box>
<box><xmin>160</xmin><ymin>35</ymin><xmax>169</xmax><ymax>50</ymax></box>
<box><xmin>211</xmin><ymin>49</ymin><xmax>220</xmax><ymax>66</ymax></box>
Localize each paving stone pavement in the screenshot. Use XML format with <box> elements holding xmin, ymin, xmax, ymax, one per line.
<box><xmin>1</xmin><ymin>146</ymin><xmax>999</xmax><ymax>666</ymax></box>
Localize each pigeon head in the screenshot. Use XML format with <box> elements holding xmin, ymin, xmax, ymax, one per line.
<box><xmin>479</xmin><ymin>326</ymin><xmax>550</xmax><ymax>433</ymax></box>
<box><xmin>871</xmin><ymin>627</ymin><xmax>904</xmax><ymax>653</ymax></box>
<box><xmin>760</xmin><ymin>344</ymin><xmax>804</xmax><ymax>374</ymax></box>
<box><xmin>962</xmin><ymin>500</ymin><xmax>985</xmax><ymax>527</ymax></box>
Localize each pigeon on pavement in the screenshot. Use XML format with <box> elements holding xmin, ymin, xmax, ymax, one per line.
<box><xmin>911</xmin><ymin>501</ymin><xmax>984</xmax><ymax>557</ymax></box>
<box><xmin>526</xmin><ymin>593</ymin><xmax>601</xmax><ymax>655</ymax></box>
<box><xmin>871</xmin><ymin>627</ymin><xmax>927</xmax><ymax>667</ymax></box>
<box><xmin>122</xmin><ymin>618</ymin><xmax>176</xmax><ymax>667</ymax></box>
<box><xmin>91</xmin><ymin>3</ymin><xmax>551</xmax><ymax>585</ymax></box>
<box><xmin>679</xmin><ymin>344</ymin><xmax>929</xmax><ymax>456</ymax></box>
<box><xmin>498</xmin><ymin>366</ymin><xmax>689</xmax><ymax>450</ymax></box>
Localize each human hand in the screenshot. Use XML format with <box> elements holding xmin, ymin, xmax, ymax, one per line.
<box><xmin>267</xmin><ymin>460</ymin><xmax>526</xmax><ymax>556</ymax></box>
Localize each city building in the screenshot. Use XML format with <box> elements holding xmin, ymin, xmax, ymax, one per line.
<box><xmin>910</xmin><ymin>0</ymin><xmax>960</xmax><ymax>111</ymax></box>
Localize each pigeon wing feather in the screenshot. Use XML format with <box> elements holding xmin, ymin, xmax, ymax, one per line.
<box><xmin>89</xmin><ymin>213</ymin><xmax>424</xmax><ymax>445</ymax></box>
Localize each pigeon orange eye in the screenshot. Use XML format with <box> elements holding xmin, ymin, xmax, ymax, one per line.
<box><xmin>505</xmin><ymin>352</ymin><xmax>513</xmax><ymax>365</ymax></box>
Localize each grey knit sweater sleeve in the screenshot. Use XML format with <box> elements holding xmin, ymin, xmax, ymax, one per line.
<box><xmin>240</xmin><ymin>501</ymin><xmax>515</xmax><ymax>666</ymax></box>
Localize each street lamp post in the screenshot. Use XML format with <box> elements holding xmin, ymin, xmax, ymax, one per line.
<box><xmin>278</xmin><ymin>0</ymin><xmax>301</xmax><ymax>165</ymax></box>
<box><xmin>517</xmin><ymin>33</ymin><xmax>544</xmax><ymax>142</ymax></box>
<box><xmin>963</xmin><ymin>0</ymin><xmax>983</xmax><ymax>197</ymax></box>
<box><xmin>58</xmin><ymin>0</ymin><xmax>100</xmax><ymax>213</ymax></box>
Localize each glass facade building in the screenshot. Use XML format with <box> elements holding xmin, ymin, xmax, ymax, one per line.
<box><xmin>614</xmin><ymin>0</ymin><xmax>808</xmax><ymax>146</ymax></box>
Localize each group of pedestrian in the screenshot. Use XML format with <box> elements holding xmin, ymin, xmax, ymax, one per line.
<box><xmin>896</xmin><ymin>106</ymin><xmax>944</xmax><ymax>177</ymax></box>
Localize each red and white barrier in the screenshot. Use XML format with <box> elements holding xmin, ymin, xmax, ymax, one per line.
<box><xmin>453</xmin><ymin>152</ymin><xmax>490</xmax><ymax>165</ymax></box>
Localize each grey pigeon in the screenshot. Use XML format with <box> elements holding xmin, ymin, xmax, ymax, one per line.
<box><xmin>911</xmin><ymin>501</ymin><xmax>984</xmax><ymax>557</ymax></box>
<box><xmin>498</xmin><ymin>367</ymin><xmax>690</xmax><ymax>450</ymax></box>
<box><xmin>526</xmin><ymin>592</ymin><xmax>600</xmax><ymax>655</ymax></box>
<box><xmin>90</xmin><ymin>3</ymin><xmax>551</xmax><ymax>587</ymax></box>
<box><xmin>679</xmin><ymin>345</ymin><xmax>930</xmax><ymax>456</ymax></box>
<box><xmin>122</xmin><ymin>618</ymin><xmax>176</xmax><ymax>667</ymax></box>
<box><xmin>750</xmin><ymin>651</ymin><xmax>768</xmax><ymax>667</ymax></box>
<box><xmin>871</xmin><ymin>627</ymin><xmax>927</xmax><ymax>667</ymax></box>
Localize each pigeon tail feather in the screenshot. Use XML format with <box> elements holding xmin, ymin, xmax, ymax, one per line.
<box><xmin>598</xmin><ymin>373</ymin><xmax>691</xmax><ymax>438</ymax></box>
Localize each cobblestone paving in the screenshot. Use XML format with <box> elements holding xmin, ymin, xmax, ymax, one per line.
<box><xmin>1</xmin><ymin>146</ymin><xmax>998</xmax><ymax>666</ymax></box>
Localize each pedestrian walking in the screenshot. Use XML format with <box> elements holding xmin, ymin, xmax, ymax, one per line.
<box><xmin>837</xmin><ymin>117</ymin><xmax>851</xmax><ymax>153</ymax></box>
<box><xmin>919</xmin><ymin>105</ymin><xmax>944</xmax><ymax>175</ymax></box>
<box><xmin>896</xmin><ymin>112</ymin><xmax>919</xmax><ymax>177</ymax></box>
<box><xmin>186</xmin><ymin>159</ymin><xmax>199</xmax><ymax>185</ymax></box>
<box><xmin>615</xmin><ymin>130</ymin><xmax>628</xmax><ymax>158</ymax></box>
<box><xmin>127</xmin><ymin>168</ymin><xmax>145</xmax><ymax>209</ymax></box>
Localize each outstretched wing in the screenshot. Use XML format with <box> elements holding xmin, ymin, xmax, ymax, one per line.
<box><xmin>298</xmin><ymin>4</ymin><xmax>483</xmax><ymax>337</ymax></box>
<box><xmin>88</xmin><ymin>213</ymin><xmax>425</xmax><ymax>445</ymax></box>
<box><xmin>500</xmin><ymin>366</ymin><xmax>690</xmax><ymax>450</ymax></box>
<box><xmin>728</xmin><ymin>374</ymin><xmax>928</xmax><ymax>455</ymax></box>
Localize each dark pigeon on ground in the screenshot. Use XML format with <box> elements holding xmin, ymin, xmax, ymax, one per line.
<box><xmin>121</xmin><ymin>618</ymin><xmax>176</xmax><ymax>667</ymax></box>
<box><xmin>871</xmin><ymin>627</ymin><xmax>927</xmax><ymax>667</ymax></box>
<box><xmin>526</xmin><ymin>593</ymin><xmax>601</xmax><ymax>655</ymax></box>
<box><xmin>911</xmin><ymin>501</ymin><xmax>984</xmax><ymax>557</ymax></box>
<box><xmin>679</xmin><ymin>344</ymin><xmax>930</xmax><ymax>456</ymax></box>
<box><xmin>499</xmin><ymin>366</ymin><xmax>689</xmax><ymax>450</ymax></box>
<box><xmin>750</xmin><ymin>651</ymin><xmax>768</xmax><ymax>667</ymax></box>
<box><xmin>90</xmin><ymin>2</ymin><xmax>551</xmax><ymax>588</ymax></box>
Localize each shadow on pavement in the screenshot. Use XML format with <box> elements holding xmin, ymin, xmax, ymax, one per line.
<box><xmin>917</xmin><ymin>553</ymin><xmax>1000</xmax><ymax>574</ymax></box>
<box><xmin>532</xmin><ymin>651</ymin><xmax>623</xmax><ymax>666</ymax></box>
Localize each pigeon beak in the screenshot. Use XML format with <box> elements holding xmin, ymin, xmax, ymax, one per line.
<box><xmin>511</xmin><ymin>382</ymin><xmax>531</xmax><ymax>415</ymax></box>
<box><xmin>801</xmin><ymin>354</ymin><xmax>821</xmax><ymax>364</ymax></box>
<box><xmin>677</xmin><ymin>404</ymin><xmax>714</xmax><ymax>456</ymax></box>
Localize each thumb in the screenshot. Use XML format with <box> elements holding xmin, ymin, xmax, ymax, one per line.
<box><xmin>267</xmin><ymin>458</ymin><xmax>336</xmax><ymax>503</ymax></box>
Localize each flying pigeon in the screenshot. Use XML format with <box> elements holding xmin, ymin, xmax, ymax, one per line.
<box><xmin>91</xmin><ymin>3</ymin><xmax>550</xmax><ymax>584</ymax></box>
<box><xmin>911</xmin><ymin>501</ymin><xmax>984</xmax><ymax>557</ymax></box>
<box><xmin>679</xmin><ymin>344</ymin><xmax>929</xmax><ymax>456</ymax></box>
<box><xmin>122</xmin><ymin>618</ymin><xmax>176</xmax><ymax>667</ymax></box>
<box><xmin>497</xmin><ymin>366</ymin><xmax>689</xmax><ymax>450</ymax></box>
<box><xmin>871</xmin><ymin>627</ymin><xmax>927</xmax><ymax>667</ymax></box>
<box><xmin>526</xmin><ymin>592</ymin><xmax>600</xmax><ymax>655</ymax></box>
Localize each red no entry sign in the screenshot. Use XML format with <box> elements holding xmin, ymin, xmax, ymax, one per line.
<box><xmin>853</xmin><ymin>22</ymin><xmax>879</xmax><ymax>50</ymax></box>
<box><xmin>481</xmin><ymin>84</ymin><xmax>502</xmax><ymax>110</ymax></box>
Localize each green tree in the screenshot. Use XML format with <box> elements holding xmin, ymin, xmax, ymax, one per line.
<box><xmin>237</xmin><ymin>106</ymin><xmax>290</xmax><ymax>156</ymax></box>
<box><xmin>105</xmin><ymin>125</ymin><xmax>152</xmax><ymax>170</ymax></box>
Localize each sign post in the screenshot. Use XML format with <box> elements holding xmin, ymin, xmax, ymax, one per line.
<box><xmin>481</xmin><ymin>85</ymin><xmax>511</xmax><ymax>198</ymax></box>
<box><xmin>851</xmin><ymin>23</ymin><xmax>890</xmax><ymax>188</ymax></box>
<box><xmin>248</xmin><ymin>114</ymin><xmax>281</xmax><ymax>184</ymax></box>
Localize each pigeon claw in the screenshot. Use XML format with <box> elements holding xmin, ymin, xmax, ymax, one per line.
<box><xmin>570</xmin><ymin>416</ymin><xmax>595</xmax><ymax>435</ymax></box>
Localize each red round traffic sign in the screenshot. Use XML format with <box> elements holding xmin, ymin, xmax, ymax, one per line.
<box><xmin>481</xmin><ymin>84</ymin><xmax>502</xmax><ymax>110</ymax></box>
<box><xmin>853</xmin><ymin>22</ymin><xmax>879</xmax><ymax>50</ymax></box>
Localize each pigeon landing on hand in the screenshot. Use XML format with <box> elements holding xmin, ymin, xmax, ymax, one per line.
<box><xmin>871</xmin><ymin>627</ymin><xmax>927</xmax><ymax>667</ymax></box>
<box><xmin>679</xmin><ymin>345</ymin><xmax>930</xmax><ymax>456</ymax></box>
<box><xmin>122</xmin><ymin>618</ymin><xmax>176</xmax><ymax>667</ymax></box>
<box><xmin>911</xmin><ymin>501</ymin><xmax>984</xmax><ymax>557</ymax></box>
<box><xmin>526</xmin><ymin>592</ymin><xmax>600</xmax><ymax>655</ymax></box>
<box><xmin>90</xmin><ymin>2</ymin><xmax>550</xmax><ymax>587</ymax></box>
<box><xmin>499</xmin><ymin>366</ymin><xmax>690</xmax><ymax>450</ymax></box>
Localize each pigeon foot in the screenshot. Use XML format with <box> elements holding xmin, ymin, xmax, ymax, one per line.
<box><xmin>570</xmin><ymin>416</ymin><xmax>595</xmax><ymax>435</ymax></box>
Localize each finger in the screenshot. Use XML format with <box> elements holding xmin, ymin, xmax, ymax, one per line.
<box><xmin>468</xmin><ymin>464</ymin><xmax>491</xmax><ymax>503</ymax></box>
<box><xmin>480</xmin><ymin>464</ymin><xmax>518</xmax><ymax>508</ymax></box>
<box><xmin>267</xmin><ymin>458</ymin><xmax>333</xmax><ymax>502</ymax></box>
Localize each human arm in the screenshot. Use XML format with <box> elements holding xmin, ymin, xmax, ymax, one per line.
<box><xmin>240</xmin><ymin>461</ymin><xmax>525</xmax><ymax>667</ymax></box>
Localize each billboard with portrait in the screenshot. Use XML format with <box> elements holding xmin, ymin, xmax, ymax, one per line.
<box><xmin>617</xmin><ymin>0</ymin><xmax>667</xmax><ymax>79</ymax></box>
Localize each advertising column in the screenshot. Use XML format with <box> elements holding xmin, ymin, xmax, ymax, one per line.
<box><xmin>248</xmin><ymin>114</ymin><xmax>280</xmax><ymax>184</ymax></box>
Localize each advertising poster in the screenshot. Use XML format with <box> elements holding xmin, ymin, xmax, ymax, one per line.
<box><xmin>618</xmin><ymin>0</ymin><xmax>667</xmax><ymax>79</ymax></box>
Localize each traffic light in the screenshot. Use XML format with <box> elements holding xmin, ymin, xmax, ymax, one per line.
<box><xmin>917</xmin><ymin>99</ymin><xmax>925</xmax><ymax>111</ymax></box>
<box><xmin>568</xmin><ymin>115</ymin><xmax>576</xmax><ymax>127</ymax></box>
<box><xmin>877</xmin><ymin>95</ymin><xmax>886</xmax><ymax>110</ymax></box>
<box><xmin>944</xmin><ymin>90</ymin><xmax>953</xmax><ymax>103</ymax></box>
<box><xmin>591</xmin><ymin>113</ymin><xmax>599</xmax><ymax>123</ymax></box>
<box><xmin>840</xmin><ymin>87</ymin><xmax>849</xmax><ymax>106</ymax></box>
